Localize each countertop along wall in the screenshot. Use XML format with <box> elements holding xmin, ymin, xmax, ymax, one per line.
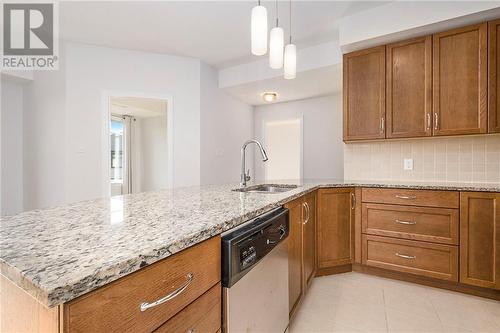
<box><xmin>344</xmin><ymin>135</ymin><xmax>500</xmax><ymax>184</ymax></box>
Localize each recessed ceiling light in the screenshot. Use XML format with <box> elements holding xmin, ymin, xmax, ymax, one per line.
<box><xmin>262</xmin><ymin>92</ymin><xmax>278</xmax><ymax>103</ymax></box>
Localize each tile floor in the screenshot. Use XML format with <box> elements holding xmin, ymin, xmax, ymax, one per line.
<box><xmin>289</xmin><ymin>272</ymin><xmax>500</xmax><ymax>333</ymax></box>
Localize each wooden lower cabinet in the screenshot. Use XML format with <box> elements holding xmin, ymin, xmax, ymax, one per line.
<box><xmin>362</xmin><ymin>235</ymin><xmax>459</xmax><ymax>282</ymax></box>
<box><xmin>362</xmin><ymin>203</ymin><xmax>459</xmax><ymax>245</ymax></box>
<box><xmin>317</xmin><ymin>188</ymin><xmax>355</xmax><ymax>271</ymax></box>
<box><xmin>285</xmin><ymin>191</ymin><xmax>317</xmax><ymax>318</ymax></box>
<box><xmin>285</xmin><ymin>197</ymin><xmax>305</xmax><ymax>317</ymax></box>
<box><xmin>154</xmin><ymin>283</ymin><xmax>221</xmax><ymax>333</ymax></box>
<box><xmin>303</xmin><ymin>192</ymin><xmax>317</xmax><ymax>289</ymax></box>
<box><xmin>460</xmin><ymin>192</ymin><xmax>500</xmax><ymax>289</ymax></box>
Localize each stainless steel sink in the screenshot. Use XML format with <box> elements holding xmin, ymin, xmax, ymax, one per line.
<box><xmin>233</xmin><ymin>184</ymin><xmax>299</xmax><ymax>193</ymax></box>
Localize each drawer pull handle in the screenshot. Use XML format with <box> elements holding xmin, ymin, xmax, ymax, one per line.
<box><xmin>140</xmin><ymin>273</ymin><xmax>193</xmax><ymax>312</ymax></box>
<box><xmin>395</xmin><ymin>219</ymin><xmax>416</xmax><ymax>225</ymax></box>
<box><xmin>395</xmin><ymin>253</ymin><xmax>416</xmax><ymax>260</ymax></box>
<box><xmin>395</xmin><ymin>195</ymin><xmax>417</xmax><ymax>200</ymax></box>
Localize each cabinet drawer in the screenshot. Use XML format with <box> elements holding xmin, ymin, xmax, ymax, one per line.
<box><xmin>362</xmin><ymin>235</ymin><xmax>458</xmax><ymax>281</ymax></box>
<box><xmin>64</xmin><ymin>236</ymin><xmax>221</xmax><ymax>333</ymax></box>
<box><xmin>362</xmin><ymin>188</ymin><xmax>459</xmax><ymax>208</ymax></box>
<box><xmin>154</xmin><ymin>283</ymin><xmax>221</xmax><ymax>333</ymax></box>
<box><xmin>362</xmin><ymin>204</ymin><xmax>459</xmax><ymax>245</ymax></box>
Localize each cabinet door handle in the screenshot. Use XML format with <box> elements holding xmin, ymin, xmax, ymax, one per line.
<box><xmin>303</xmin><ymin>202</ymin><xmax>310</xmax><ymax>225</ymax></box>
<box><xmin>434</xmin><ymin>113</ymin><xmax>439</xmax><ymax>131</ymax></box>
<box><xmin>395</xmin><ymin>195</ymin><xmax>417</xmax><ymax>200</ymax></box>
<box><xmin>380</xmin><ymin>117</ymin><xmax>385</xmax><ymax>133</ymax></box>
<box><xmin>426</xmin><ymin>113</ymin><xmax>431</xmax><ymax>130</ymax></box>
<box><xmin>351</xmin><ymin>192</ymin><xmax>356</xmax><ymax>210</ymax></box>
<box><xmin>140</xmin><ymin>273</ymin><xmax>193</xmax><ymax>312</ymax></box>
<box><xmin>395</xmin><ymin>219</ymin><xmax>417</xmax><ymax>225</ymax></box>
<box><xmin>395</xmin><ymin>253</ymin><xmax>416</xmax><ymax>260</ymax></box>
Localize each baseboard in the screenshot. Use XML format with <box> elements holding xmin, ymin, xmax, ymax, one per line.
<box><xmin>352</xmin><ymin>264</ymin><xmax>500</xmax><ymax>301</ymax></box>
<box><xmin>315</xmin><ymin>264</ymin><xmax>352</xmax><ymax>277</ymax></box>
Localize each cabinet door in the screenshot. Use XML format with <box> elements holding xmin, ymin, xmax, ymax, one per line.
<box><xmin>343</xmin><ymin>46</ymin><xmax>386</xmax><ymax>141</ymax></box>
<box><xmin>317</xmin><ymin>188</ymin><xmax>355</xmax><ymax>269</ymax></box>
<box><xmin>285</xmin><ymin>197</ymin><xmax>304</xmax><ymax>316</ymax></box>
<box><xmin>433</xmin><ymin>23</ymin><xmax>487</xmax><ymax>136</ymax></box>
<box><xmin>460</xmin><ymin>192</ymin><xmax>500</xmax><ymax>290</ymax></box>
<box><xmin>386</xmin><ymin>36</ymin><xmax>432</xmax><ymax>138</ymax></box>
<box><xmin>303</xmin><ymin>192</ymin><xmax>316</xmax><ymax>290</ymax></box>
<box><xmin>489</xmin><ymin>19</ymin><xmax>500</xmax><ymax>133</ymax></box>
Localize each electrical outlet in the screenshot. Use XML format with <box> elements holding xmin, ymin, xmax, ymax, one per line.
<box><xmin>404</xmin><ymin>159</ymin><xmax>414</xmax><ymax>171</ymax></box>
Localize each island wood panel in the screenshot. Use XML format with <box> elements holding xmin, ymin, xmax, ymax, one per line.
<box><xmin>0</xmin><ymin>274</ymin><xmax>60</xmax><ymax>333</ymax></box>
<box><xmin>285</xmin><ymin>197</ymin><xmax>304</xmax><ymax>317</ymax></box>
<box><xmin>460</xmin><ymin>192</ymin><xmax>500</xmax><ymax>290</ymax></box>
<box><xmin>154</xmin><ymin>283</ymin><xmax>221</xmax><ymax>333</ymax></box>
<box><xmin>317</xmin><ymin>188</ymin><xmax>355</xmax><ymax>269</ymax></box>
<box><xmin>386</xmin><ymin>36</ymin><xmax>432</xmax><ymax>138</ymax></box>
<box><xmin>303</xmin><ymin>192</ymin><xmax>317</xmax><ymax>290</ymax></box>
<box><xmin>343</xmin><ymin>46</ymin><xmax>386</xmax><ymax>141</ymax></box>
<box><xmin>361</xmin><ymin>188</ymin><xmax>459</xmax><ymax>208</ymax></box>
<box><xmin>362</xmin><ymin>203</ymin><xmax>459</xmax><ymax>245</ymax></box>
<box><xmin>64</xmin><ymin>236</ymin><xmax>221</xmax><ymax>333</ymax></box>
<box><xmin>433</xmin><ymin>23</ymin><xmax>487</xmax><ymax>136</ymax></box>
<box><xmin>489</xmin><ymin>19</ymin><xmax>500</xmax><ymax>133</ymax></box>
<box><xmin>362</xmin><ymin>235</ymin><xmax>459</xmax><ymax>282</ymax></box>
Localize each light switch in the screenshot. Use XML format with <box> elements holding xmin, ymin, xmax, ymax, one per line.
<box><xmin>404</xmin><ymin>159</ymin><xmax>414</xmax><ymax>171</ymax></box>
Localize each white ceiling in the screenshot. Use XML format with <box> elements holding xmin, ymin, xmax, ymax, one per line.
<box><xmin>60</xmin><ymin>1</ymin><xmax>390</xmax><ymax>69</ymax></box>
<box><xmin>225</xmin><ymin>64</ymin><xmax>341</xmax><ymax>105</ymax></box>
<box><xmin>111</xmin><ymin>96</ymin><xmax>167</xmax><ymax>118</ymax></box>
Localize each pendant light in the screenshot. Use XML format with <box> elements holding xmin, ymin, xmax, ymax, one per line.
<box><xmin>251</xmin><ymin>0</ymin><xmax>268</xmax><ymax>56</ymax></box>
<box><xmin>269</xmin><ymin>0</ymin><xmax>284</xmax><ymax>69</ymax></box>
<box><xmin>284</xmin><ymin>0</ymin><xmax>296</xmax><ymax>79</ymax></box>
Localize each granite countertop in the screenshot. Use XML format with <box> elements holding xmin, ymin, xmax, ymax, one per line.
<box><xmin>1</xmin><ymin>179</ymin><xmax>499</xmax><ymax>308</ymax></box>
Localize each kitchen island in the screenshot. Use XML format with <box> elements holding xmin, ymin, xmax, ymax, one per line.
<box><xmin>1</xmin><ymin>180</ymin><xmax>499</xmax><ymax>332</ymax></box>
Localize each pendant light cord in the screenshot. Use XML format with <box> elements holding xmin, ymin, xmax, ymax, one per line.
<box><xmin>289</xmin><ymin>0</ymin><xmax>292</xmax><ymax>43</ymax></box>
<box><xmin>275</xmin><ymin>0</ymin><xmax>279</xmax><ymax>27</ymax></box>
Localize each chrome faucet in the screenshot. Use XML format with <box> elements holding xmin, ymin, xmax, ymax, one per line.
<box><xmin>240</xmin><ymin>139</ymin><xmax>268</xmax><ymax>188</ymax></box>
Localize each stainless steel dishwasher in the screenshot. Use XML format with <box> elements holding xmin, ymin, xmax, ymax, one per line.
<box><xmin>222</xmin><ymin>207</ymin><xmax>289</xmax><ymax>333</ymax></box>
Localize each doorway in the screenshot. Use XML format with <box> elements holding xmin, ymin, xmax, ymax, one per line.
<box><xmin>103</xmin><ymin>93</ymin><xmax>173</xmax><ymax>197</ymax></box>
<box><xmin>263</xmin><ymin>118</ymin><xmax>303</xmax><ymax>181</ymax></box>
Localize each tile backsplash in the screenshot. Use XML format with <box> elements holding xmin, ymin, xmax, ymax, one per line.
<box><xmin>344</xmin><ymin>135</ymin><xmax>500</xmax><ymax>183</ymax></box>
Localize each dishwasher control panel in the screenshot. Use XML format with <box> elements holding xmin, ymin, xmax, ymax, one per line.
<box><xmin>221</xmin><ymin>207</ymin><xmax>289</xmax><ymax>288</ymax></box>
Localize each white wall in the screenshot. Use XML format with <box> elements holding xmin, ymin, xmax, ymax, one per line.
<box><xmin>21</xmin><ymin>41</ymin><xmax>202</xmax><ymax>210</ymax></box>
<box><xmin>23</xmin><ymin>57</ymin><xmax>67</xmax><ymax>211</ymax></box>
<box><xmin>253</xmin><ymin>94</ymin><xmax>343</xmax><ymax>181</ymax></box>
<box><xmin>200</xmin><ymin>62</ymin><xmax>254</xmax><ymax>185</ymax></box>
<box><xmin>1</xmin><ymin>79</ymin><xmax>24</xmax><ymax>215</ymax></box>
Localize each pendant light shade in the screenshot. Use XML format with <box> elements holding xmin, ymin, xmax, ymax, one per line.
<box><xmin>269</xmin><ymin>26</ymin><xmax>284</xmax><ymax>69</ymax></box>
<box><xmin>284</xmin><ymin>43</ymin><xmax>296</xmax><ymax>79</ymax></box>
<box><xmin>251</xmin><ymin>4</ymin><xmax>268</xmax><ymax>56</ymax></box>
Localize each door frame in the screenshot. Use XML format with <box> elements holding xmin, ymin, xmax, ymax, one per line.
<box><xmin>101</xmin><ymin>90</ymin><xmax>174</xmax><ymax>197</ymax></box>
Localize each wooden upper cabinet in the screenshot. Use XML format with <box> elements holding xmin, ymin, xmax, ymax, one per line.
<box><xmin>343</xmin><ymin>46</ymin><xmax>386</xmax><ymax>141</ymax></box>
<box><xmin>460</xmin><ymin>192</ymin><xmax>500</xmax><ymax>290</ymax></box>
<box><xmin>433</xmin><ymin>23</ymin><xmax>488</xmax><ymax>136</ymax></box>
<box><xmin>489</xmin><ymin>19</ymin><xmax>500</xmax><ymax>133</ymax></box>
<box><xmin>317</xmin><ymin>188</ymin><xmax>355</xmax><ymax>269</ymax></box>
<box><xmin>386</xmin><ymin>36</ymin><xmax>432</xmax><ymax>138</ymax></box>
